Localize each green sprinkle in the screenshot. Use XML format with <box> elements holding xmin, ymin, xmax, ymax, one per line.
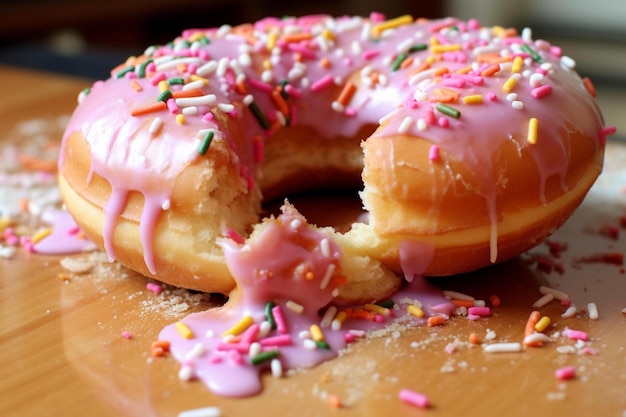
<box><xmin>251</xmin><ymin>349</ymin><xmax>279</xmax><ymax>365</ymax></box>
<box><xmin>198</xmin><ymin>130</ymin><xmax>214</xmax><ymax>155</ymax></box>
<box><xmin>408</xmin><ymin>44</ymin><xmax>428</xmax><ymax>53</ymax></box>
<box><xmin>168</xmin><ymin>78</ymin><xmax>185</xmax><ymax>85</ymax></box>
<box><xmin>248</xmin><ymin>101</ymin><xmax>270</xmax><ymax>129</ymax></box>
<box><xmin>115</xmin><ymin>65</ymin><xmax>135</xmax><ymax>79</ymax></box>
<box><xmin>376</xmin><ymin>299</ymin><xmax>395</xmax><ymax>309</ymax></box>
<box><xmin>137</xmin><ymin>59</ymin><xmax>153</xmax><ymax>78</ymax></box>
<box><xmin>435</xmin><ymin>103</ymin><xmax>461</xmax><ymax>119</ymax></box>
<box><xmin>521</xmin><ymin>44</ymin><xmax>542</xmax><ymax>63</ymax></box>
<box><xmin>265</xmin><ymin>301</ymin><xmax>277</xmax><ymax>330</ymax></box>
<box><xmin>315</xmin><ymin>340</ymin><xmax>330</xmax><ymax>350</ymax></box>
<box><xmin>278</xmin><ymin>80</ymin><xmax>289</xmax><ymax>99</ymax></box>
<box><xmin>198</xmin><ymin>36</ymin><xmax>210</xmax><ymax>45</ymax></box>
<box><xmin>391</xmin><ymin>53</ymin><xmax>408</xmax><ymax>71</ymax></box>
<box><xmin>157</xmin><ymin>90</ymin><xmax>173</xmax><ymax>102</ymax></box>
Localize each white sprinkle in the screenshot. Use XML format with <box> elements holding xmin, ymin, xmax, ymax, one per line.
<box><xmin>561</xmin><ymin>55</ymin><xmax>576</xmax><ymax>70</ymax></box>
<box><xmin>182</xmin><ymin>106</ymin><xmax>198</xmax><ymax>116</ymax></box>
<box><xmin>331</xmin><ymin>318</ymin><xmax>343</xmax><ymax>331</ymax></box>
<box><xmin>320</xmin><ymin>306</ymin><xmax>338</xmax><ymax>328</ymax></box>
<box><xmin>523</xmin><ymin>333</ymin><xmax>552</xmax><ymax>345</ymax></box>
<box><xmin>177</xmin><ymin>406</ymin><xmax>221</xmax><ymax>417</ymax></box>
<box><xmin>161</xmin><ymin>199</ymin><xmax>171</xmax><ymax>211</ymax></box>
<box><xmin>533</xmin><ymin>293</ymin><xmax>555</xmax><ymax>308</ymax></box>
<box><xmin>561</xmin><ymin>305</ymin><xmax>577</xmax><ymax>318</ymax></box>
<box><xmin>286</xmin><ymin>300</ymin><xmax>304</xmax><ymax>314</ymax></box>
<box><xmin>521</xmin><ymin>27</ymin><xmax>533</xmax><ymax>42</ymax></box>
<box><xmin>262</xmin><ymin>70</ymin><xmax>273</xmax><ymax>83</ymax></box>
<box><xmin>258</xmin><ymin>321</ymin><xmax>272</xmax><ymax>339</ymax></box>
<box><xmin>483</xmin><ymin>342</ymin><xmax>522</xmax><ymax>353</ymax></box>
<box><xmin>184</xmin><ymin>342</ymin><xmax>207</xmax><ymax>360</ymax></box>
<box><xmin>409</xmin><ymin>68</ymin><xmax>437</xmax><ymax>86</ymax></box>
<box><xmin>238</xmin><ymin>53</ymin><xmax>252</xmax><ymax>67</ymax></box>
<box><xmin>205</xmin><ymin>329</ymin><xmax>215</xmax><ymax>338</ymax></box>
<box><xmin>215</xmin><ymin>57</ymin><xmax>230</xmax><ymax>77</ymax></box>
<box><xmin>539</xmin><ymin>286</ymin><xmax>569</xmax><ymax>301</ymax></box>
<box><xmin>331</xmin><ymin>101</ymin><xmax>345</xmax><ymax>113</ymax></box>
<box><xmin>511</xmin><ymin>100</ymin><xmax>524</xmax><ymax>110</ymax></box>
<box><xmin>149</xmin><ymin>117</ymin><xmax>163</xmax><ymax>135</ymax></box>
<box><xmin>298</xmin><ymin>330</ymin><xmax>311</xmax><ymax>339</ymax></box>
<box><xmin>175</xmin><ymin>94</ymin><xmax>217</xmax><ymax>107</ymax></box>
<box><xmin>443</xmin><ymin>290</ymin><xmax>474</xmax><ymax>301</ymax></box>
<box><xmin>417</xmin><ymin>118</ymin><xmax>428</xmax><ymax>131</ymax></box>
<box><xmin>473</xmin><ymin>299</ymin><xmax>486</xmax><ymax>307</ymax></box>
<box><xmin>506</xmin><ymin>93</ymin><xmax>518</xmax><ymax>102</ymax></box>
<box><xmin>183</xmin><ymin>79</ymin><xmax>206</xmax><ymax>91</ymax></box>
<box><xmin>529</xmin><ymin>72</ymin><xmax>544</xmax><ymax>88</ymax></box>
<box><xmin>156</xmin><ymin>57</ymin><xmax>201</xmax><ymax>72</ymax></box>
<box><xmin>398</xmin><ymin>116</ymin><xmax>414</xmax><ymax>134</ymax></box>
<box><xmin>271</xmin><ymin>358</ymin><xmax>283</xmax><ymax>378</ymax></box>
<box><xmin>351</xmin><ymin>40</ymin><xmax>362</xmax><ymax>55</ymax></box>
<box><xmin>195</xmin><ymin>60</ymin><xmax>217</xmax><ymax>77</ymax></box>
<box><xmin>319</xmin><ymin>238</ymin><xmax>331</xmax><ymax>258</ymax></box>
<box><xmin>319</xmin><ymin>264</ymin><xmax>336</xmax><ymax>289</ymax></box>
<box><xmin>178</xmin><ymin>365</ymin><xmax>194</xmax><ymax>381</ymax></box>
<box><xmin>303</xmin><ymin>339</ymin><xmax>318</xmax><ymax>350</ymax></box>
<box><xmin>587</xmin><ymin>302</ymin><xmax>599</xmax><ymax>320</ymax></box>
<box><xmin>290</xmin><ymin>218</ymin><xmax>303</xmax><ymax>229</ymax></box>
<box><xmin>242</xmin><ymin>94</ymin><xmax>254</xmax><ymax>106</ymax></box>
<box><xmin>216</xmin><ymin>24</ymin><xmax>232</xmax><ymax>37</ymax></box>
<box><xmin>396</xmin><ymin>38</ymin><xmax>414</xmax><ymax>53</ymax></box>
<box><xmin>217</xmin><ymin>103</ymin><xmax>235</xmax><ymax>113</ymax></box>
<box><xmin>248</xmin><ymin>342</ymin><xmax>262</xmax><ymax>357</ymax></box>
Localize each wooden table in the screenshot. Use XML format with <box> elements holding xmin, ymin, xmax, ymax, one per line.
<box><xmin>1</xmin><ymin>65</ymin><xmax>625</xmax><ymax>417</ymax></box>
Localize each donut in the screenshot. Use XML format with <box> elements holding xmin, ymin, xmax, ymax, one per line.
<box><xmin>58</xmin><ymin>13</ymin><xmax>611</xmax><ymax>303</ymax></box>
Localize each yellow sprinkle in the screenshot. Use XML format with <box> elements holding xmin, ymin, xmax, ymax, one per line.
<box><xmin>286</xmin><ymin>300</ymin><xmax>304</xmax><ymax>314</ymax></box>
<box><xmin>534</xmin><ymin>316</ymin><xmax>551</xmax><ymax>332</ymax></box>
<box><xmin>512</xmin><ymin>56</ymin><xmax>524</xmax><ymax>73</ymax></box>
<box><xmin>527</xmin><ymin>117</ymin><xmax>539</xmax><ymax>144</ymax></box>
<box><xmin>334</xmin><ymin>311</ymin><xmax>347</xmax><ymax>324</ymax></box>
<box><xmin>463</xmin><ymin>94</ymin><xmax>484</xmax><ymax>104</ymax></box>
<box><xmin>502</xmin><ymin>75</ymin><xmax>519</xmax><ymax>93</ymax></box>
<box><xmin>364</xmin><ymin>303</ymin><xmax>391</xmax><ymax>316</ymax></box>
<box><xmin>263</xmin><ymin>59</ymin><xmax>272</xmax><ymax>70</ymax></box>
<box><xmin>407</xmin><ymin>305</ymin><xmax>424</xmax><ymax>318</ymax></box>
<box><xmin>431</xmin><ymin>44</ymin><xmax>462</xmax><ymax>54</ymax></box>
<box><xmin>429</xmin><ymin>35</ymin><xmax>439</xmax><ymax>46</ymax></box>
<box><xmin>223</xmin><ymin>315</ymin><xmax>254</xmax><ymax>337</ymax></box>
<box><xmin>157</xmin><ymin>80</ymin><xmax>169</xmax><ymax>92</ymax></box>
<box><xmin>188</xmin><ymin>32</ymin><xmax>206</xmax><ymax>42</ymax></box>
<box><xmin>492</xmin><ymin>25</ymin><xmax>506</xmax><ymax>37</ymax></box>
<box><xmin>31</xmin><ymin>227</ymin><xmax>52</xmax><ymax>244</ymax></box>
<box><xmin>372</xmin><ymin>14</ymin><xmax>414</xmax><ymax>37</ymax></box>
<box><xmin>0</xmin><ymin>216</ymin><xmax>11</xmax><ymax>232</ymax></box>
<box><xmin>189</xmin><ymin>75</ymin><xmax>208</xmax><ymax>85</ymax></box>
<box><xmin>310</xmin><ymin>324</ymin><xmax>325</xmax><ymax>342</ymax></box>
<box><xmin>175</xmin><ymin>321</ymin><xmax>194</xmax><ymax>339</ymax></box>
<box><xmin>322</xmin><ymin>28</ymin><xmax>335</xmax><ymax>41</ymax></box>
<box><xmin>175</xmin><ymin>114</ymin><xmax>186</xmax><ymax>125</ymax></box>
<box><xmin>267</xmin><ymin>31</ymin><xmax>278</xmax><ymax>50</ymax></box>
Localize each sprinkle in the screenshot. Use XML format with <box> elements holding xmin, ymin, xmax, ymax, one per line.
<box><xmin>175</xmin><ymin>94</ymin><xmax>217</xmax><ymax>107</ymax></box>
<box><xmin>531</xmin><ymin>84</ymin><xmax>553</xmax><ymax>98</ymax></box>
<box><xmin>525</xmin><ymin>311</ymin><xmax>541</xmax><ymax>336</ymax></box>
<box><xmin>561</xmin><ymin>305</ymin><xmax>577</xmax><ymax>318</ymax></box>
<box><xmin>599</xmin><ymin>125</ymin><xmax>617</xmax><ymax>144</ymax></box>
<box><xmin>527</xmin><ymin>117</ymin><xmax>539</xmax><ymax>144</ymax></box>
<box><xmin>222</xmin><ymin>315</ymin><xmax>254</xmax><ymax>337</ymax></box>
<box><xmin>443</xmin><ymin>290</ymin><xmax>474</xmax><ymax>301</ymax></box>
<box><xmin>115</xmin><ymin>65</ymin><xmax>135</xmax><ymax>78</ymax></box>
<box><xmin>523</xmin><ymin>332</ymin><xmax>552</xmax><ymax>347</ymax></box>
<box><xmin>560</xmin><ymin>55</ymin><xmax>576</xmax><ymax>69</ymax></box>
<box><xmin>372</xmin><ymin>15</ymin><xmax>414</xmax><ymax>37</ymax></box>
<box><xmin>399</xmin><ymin>389</ymin><xmax>429</xmax><ymax>409</ymax></box>
<box><xmin>583</xmin><ymin>77</ymin><xmax>597</xmax><ymax>97</ymax></box>
<box><xmin>272</xmin><ymin>305</ymin><xmax>288</xmax><ymax>334</ymax></box>
<box><xmin>131</xmin><ymin>102</ymin><xmax>167</xmax><ymax>116</ymax></box>
<box><xmin>555</xmin><ymin>366</ymin><xmax>576</xmax><ymax>381</ymax></box>
<box><xmin>511</xmin><ymin>100</ymin><xmax>524</xmax><ymax>110</ymax></box>
<box><xmin>563</xmin><ymin>329</ymin><xmax>588</xmax><ymax>341</ymax></box>
<box><xmin>331</xmin><ymin>311</ymin><xmax>348</xmax><ymax>330</ymax></box>
<box><xmin>428</xmin><ymin>145</ymin><xmax>440</xmax><ymax>161</ymax></box>
<box><xmin>336</xmin><ymin>82</ymin><xmax>357</xmax><ymax>107</ymax></box>
<box><xmin>511</xmin><ymin>55</ymin><xmax>524</xmax><ymax>73</ymax></box>
<box><xmin>251</xmin><ymin>349</ymin><xmax>279</xmax><ymax>366</ymax></box>
<box><xmin>121</xmin><ymin>331</ymin><xmax>132</xmax><ymax>339</ymax></box>
<box><xmin>502</xmin><ymin>74</ymin><xmax>520</xmax><ymax>93</ymax></box>
<box><xmin>177</xmin><ymin>406</ymin><xmax>221</xmax><ymax>417</ymax></box>
<box><xmin>197</xmin><ymin>130</ymin><xmax>215</xmax><ymax>155</ymax></box>
<box><xmin>398</xmin><ymin>116</ymin><xmax>414</xmax><ymax>134</ymax></box>
<box><xmin>31</xmin><ymin>227</ymin><xmax>52</xmax><ymax>244</ymax></box>
<box><xmin>407</xmin><ymin>305</ymin><xmax>424</xmax><ymax>318</ymax></box>
<box><xmin>587</xmin><ymin>302</ymin><xmax>599</xmax><ymax>320</ymax></box>
<box><xmin>146</xmin><ymin>282</ymin><xmax>162</xmax><ymax>294</ymax></box>
<box><xmin>532</xmin><ymin>293</ymin><xmax>554</xmax><ymax>308</ymax></box>
<box><xmin>309</xmin><ymin>324</ymin><xmax>325</xmax><ymax>343</ymax></box>
<box><xmin>427</xmin><ymin>315</ymin><xmax>446</xmax><ymax>327</ymax></box>
<box><xmin>391</xmin><ymin>53</ymin><xmax>409</xmax><ymax>71</ymax></box>
<box><xmin>319</xmin><ymin>264</ymin><xmax>336</xmax><ymax>290</ymax></box>
<box><xmin>364</xmin><ymin>304</ymin><xmax>391</xmax><ymax>316</ymax></box>
<box><xmin>463</xmin><ymin>94</ymin><xmax>483</xmax><ymax>104</ymax></box>
<box><xmin>534</xmin><ymin>316</ymin><xmax>551</xmax><ymax>332</ymax></box>
<box><xmin>468</xmin><ymin>306</ymin><xmax>491</xmax><ymax>317</ymax></box>
<box><xmin>157</xmin><ymin>90</ymin><xmax>173</xmax><ymax>103</ymax></box>
<box><xmin>319</xmin><ymin>238</ymin><xmax>331</xmax><ymax>258</ymax></box>
<box><xmin>149</xmin><ymin>117</ymin><xmax>163</xmax><ymax>135</ymax></box>
<box><xmin>435</xmin><ymin>103</ymin><xmax>460</xmax><ymax>118</ymax></box>
<box><xmin>270</xmin><ymin>358</ymin><xmax>283</xmax><ymax>378</ymax></box>
<box><xmin>521</xmin><ymin>44</ymin><xmax>542</xmax><ymax>62</ymax></box>
<box><xmin>480</xmin><ymin>64</ymin><xmax>501</xmax><ymax>77</ymax></box>
<box><xmin>489</xmin><ymin>295</ymin><xmax>501</xmax><ymax>307</ymax></box>
<box><xmin>175</xmin><ymin>114</ymin><xmax>185</xmax><ymax>125</ymax></box>
<box><xmin>264</xmin><ymin>301</ymin><xmax>277</xmax><ymax>329</ymax></box>
<box><xmin>175</xmin><ymin>321</ymin><xmax>194</xmax><ymax>339</ymax></box>
<box><xmin>310</xmin><ymin>75</ymin><xmax>335</xmax><ymax>92</ymax></box>
<box><xmin>483</xmin><ymin>342</ymin><xmax>522</xmax><ymax>353</ymax></box>
<box><xmin>431</xmin><ymin>44</ymin><xmax>462</xmax><ymax>54</ymax></box>
<box><xmin>247</xmin><ymin>100</ymin><xmax>270</xmax><ymax>129</ymax></box>
<box><xmin>286</xmin><ymin>300</ymin><xmax>304</xmax><ymax>314</ymax></box>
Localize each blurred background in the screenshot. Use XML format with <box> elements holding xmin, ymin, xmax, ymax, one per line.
<box><xmin>0</xmin><ymin>0</ymin><xmax>623</xmax><ymax>133</ymax></box>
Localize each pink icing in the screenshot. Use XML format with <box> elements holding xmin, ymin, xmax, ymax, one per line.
<box><xmin>158</xmin><ymin>205</ymin><xmax>454</xmax><ymax>397</ymax></box>
<box><xmin>33</xmin><ymin>209</ymin><xmax>93</xmax><ymax>255</ymax></box>
<box><xmin>59</xmin><ymin>14</ymin><xmax>608</xmax><ymax>275</ymax></box>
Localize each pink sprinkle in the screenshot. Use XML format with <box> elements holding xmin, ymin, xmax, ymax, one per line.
<box><xmin>146</xmin><ymin>282</ymin><xmax>163</xmax><ymax>295</ymax></box>
<box><xmin>284</xmin><ymin>84</ymin><xmax>302</xmax><ymax>98</ymax></box>
<box><xmin>550</xmin><ymin>45</ymin><xmax>563</xmax><ymax>58</ymax></box>
<box><xmin>150</xmin><ymin>72</ymin><xmax>166</xmax><ymax>86</ymax></box>
<box><xmin>258</xmin><ymin>334</ymin><xmax>292</xmax><ymax>347</ymax></box>
<box><xmin>240</xmin><ymin>324</ymin><xmax>260</xmax><ymax>345</ymax></box>
<box><xmin>166</xmin><ymin>98</ymin><xmax>179</xmax><ymax>114</ymax></box>
<box><xmin>202</xmin><ymin>112</ymin><xmax>214</xmax><ymax>122</ymax></box>
<box><xmin>310</xmin><ymin>75</ymin><xmax>335</xmax><ymax>92</ymax></box>
<box><xmin>399</xmin><ymin>389</ymin><xmax>429</xmax><ymax>409</ymax></box>
<box><xmin>248</xmin><ymin>78</ymin><xmax>274</xmax><ymax>93</ymax></box>
<box><xmin>122</xmin><ymin>331</ymin><xmax>133</xmax><ymax>339</ymax></box>
<box><xmin>362</xmin><ymin>50</ymin><xmax>381</xmax><ymax>60</ymax></box>
<box><xmin>438</xmin><ymin>117</ymin><xmax>449</xmax><ymax>128</ymax></box>
<box><xmin>344</xmin><ymin>332</ymin><xmax>356</xmax><ymax>343</ymax></box>
<box><xmin>441</xmin><ymin>78</ymin><xmax>465</xmax><ymax>88</ymax></box>
<box><xmin>531</xmin><ymin>84</ymin><xmax>553</xmax><ymax>98</ymax></box>
<box><xmin>564</xmin><ymin>329</ymin><xmax>588</xmax><ymax>341</ymax></box>
<box><xmin>374</xmin><ymin>314</ymin><xmax>385</xmax><ymax>323</ymax></box>
<box><xmin>468</xmin><ymin>306</ymin><xmax>491</xmax><ymax>317</ymax></box>
<box><xmin>125</xmin><ymin>71</ymin><xmax>137</xmax><ymax>80</ymax></box>
<box><xmin>428</xmin><ymin>145</ymin><xmax>440</xmax><ymax>161</ymax></box>
<box><xmin>272</xmin><ymin>305</ymin><xmax>288</xmax><ymax>334</ymax></box>
<box><xmin>6</xmin><ymin>235</ymin><xmax>18</xmax><ymax>246</ymax></box>
<box><xmin>224</xmin><ymin>229</ymin><xmax>245</xmax><ymax>244</ymax></box>
<box><xmin>468</xmin><ymin>18</ymin><xmax>481</xmax><ymax>30</ymax></box>
<box><xmin>67</xmin><ymin>226</ymin><xmax>80</xmax><ymax>235</ymax></box>
<box><xmin>370</xmin><ymin>12</ymin><xmax>386</xmax><ymax>22</ymax></box>
<box><xmin>555</xmin><ymin>366</ymin><xmax>576</xmax><ymax>381</ymax></box>
<box><xmin>424</xmin><ymin>109</ymin><xmax>436</xmax><ymax>125</ymax></box>
<box><xmin>208</xmin><ymin>353</ymin><xmax>223</xmax><ymax>364</ymax></box>
<box><xmin>344</xmin><ymin>107</ymin><xmax>357</xmax><ymax>117</ymax></box>
<box><xmin>486</xmin><ymin>91</ymin><xmax>498</xmax><ymax>101</ymax></box>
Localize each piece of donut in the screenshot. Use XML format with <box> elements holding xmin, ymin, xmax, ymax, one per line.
<box><xmin>58</xmin><ymin>14</ymin><xmax>611</xmax><ymax>303</ymax></box>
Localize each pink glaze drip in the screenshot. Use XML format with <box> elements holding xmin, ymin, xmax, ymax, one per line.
<box><xmin>158</xmin><ymin>205</ymin><xmax>453</xmax><ymax>397</ymax></box>
<box><xmin>59</xmin><ymin>14</ymin><xmax>608</xmax><ymax>279</ymax></box>
<box><xmin>33</xmin><ymin>209</ymin><xmax>93</xmax><ymax>255</ymax></box>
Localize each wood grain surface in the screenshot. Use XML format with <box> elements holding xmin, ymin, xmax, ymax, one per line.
<box><xmin>0</xmin><ymin>66</ymin><xmax>624</xmax><ymax>417</ymax></box>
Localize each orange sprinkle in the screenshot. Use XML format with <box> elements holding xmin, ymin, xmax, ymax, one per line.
<box><xmin>478</xmin><ymin>53</ymin><xmax>512</xmax><ymax>64</ymax></box>
<box><xmin>489</xmin><ymin>295</ymin><xmax>501</xmax><ymax>307</ymax></box>
<box><xmin>19</xmin><ymin>198</ymin><xmax>29</xmax><ymax>212</ymax></box>
<box><xmin>469</xmin><ymin>333</ymin><xmax>480</xmax><ymax>344</ymax></box>
<box><xmin>427</xmin><ymin>315</ymin><xmax>446</xmax><ymax>327</ymax></box>
<box><xmin>336</xmin><ymin>81</ymin><xmax>357</xmax><ymax>106</ymax></box>
<box><xmin>318</xmin><ymin>58</ymin><xmax>331</xmax><ymax>69</ymax></box>
<box><xmin>235</xmin><ymin>79</ymin><xmax>247</xmax><ymax>95</ymax></box>
<box><xmin>327</xmin><ymin>394</ymin><xmax>342</xmax><ymax>409</ymax></box>
<box><xmin>350</xmin><ymin>309</ymin><xmax>376</xmax><ymax>321</ymax></box>
<box><xmin>171</xmin><ymin>88</ymin><xmax>205</xmax><ymax>99</ymax></box>
<box><xmin>455</xmin><ymin>65</ymin><xmax>473</xmax><ymax>74</ymax></box>
<box><xmin>434</xmin><ymin>66</ymin><xmax>450</xmax><ymax>77</ymax></box>
<box><xmin>151</xmin><ymin>340</ymin><xmax>171</xmax><ymax>351</ymax></box>
<box><xmin>524</xmin><ymin>310</ymin><xmax>541</xmax><ymax>337</ymax></box>
<box><xmin>481</xmin><ymin>64</ymin><xmax>501</xmax><ymax>77</ymax></box>
<box><xmin>583</xmin><ymin>77</ymin><xmax>597</xmax><ymax>97</ymax></box>
<box><xmin>17</xmin><ymin>154</ymin><xmax>57</xmax><ymax>173</ymax></box>
<box><xmin>401</xmin><ymin>56</ymin><xmax>414</xmax><ymax>69</ymax></box>
<box><xmin>130</xmin><ymin>102</ymin><xmax>167</xmax><ymax>117</ymax></box>
<box><xmin>271</xmin><ymin>88</ymin><xmax>290</xmax><ymax>116</ymax></box>
<box><xmin>281</xmin><ymin>32</ymin><xmax>312</xmax><ymax>43</ymax></box>
<box><xmin>130</xmin><ymin>80</ymin><xmax>143</xmax><ymax>92</ymax></box>
<box><xmin>57</xmin><ymin>273</ymin><xmax>72</xmax><ymax>282</ymax></box>
<box><xmin>451</xmin><ymin>299</ymin><xmax>474</xmax><ymax>308</ymax></box>
<box><xmin>501</xmin><ymin>28</ymin><xmax>518</xmax><ymax>38</ymax></box>
<box><xmin>410</xmin><ymin>62</ymin><xmax>431</xmax><ymax>75</ymax></box>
